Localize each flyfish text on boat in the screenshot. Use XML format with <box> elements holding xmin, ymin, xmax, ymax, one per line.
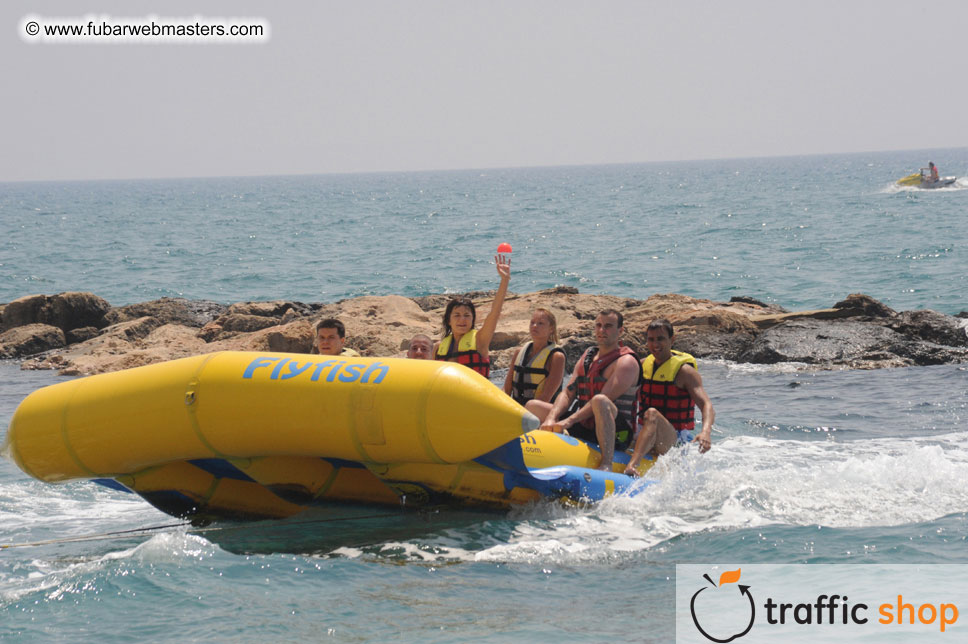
<box><xmin>242</xmin><ymin>356</ymin><xmax>389</xmax><ymax>384</ymax></box>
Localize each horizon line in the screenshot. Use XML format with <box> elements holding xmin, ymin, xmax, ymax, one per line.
<box><xmin>3</xmin><ymin>144</ymin><xmax>966</xmax><ymax>185</ymax></box>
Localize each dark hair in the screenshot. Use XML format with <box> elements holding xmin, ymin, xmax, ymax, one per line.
<box><xmin>315</xmin><ymin>318</ymin><xmax>346</xmax><ymax>338</ymax></box>
<box><xmin>599</xmin><ymin>308</ymin><xmax>624</xmax><ymax>328</ymax></box>
<box><xmin>647</xmin><ymin>318</ymin><xmax>674</xmax><ymax>338</ymax></box>
<box><xmin>442</xmin><ymin>297</ymin><xmax>476</xmax><ymax>337</ymax></box>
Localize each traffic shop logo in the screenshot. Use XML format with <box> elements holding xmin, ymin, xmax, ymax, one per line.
<box><xmin>684</xmin><ymin>566</ymin><xmax>961</xmax><ymax>641</ymax></box>
<box><xmin>690</xmin><ymin>568</ymin><xmax>755</xmax><ymax>643</ymax></box>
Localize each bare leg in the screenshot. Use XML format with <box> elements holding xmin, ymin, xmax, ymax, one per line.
<box><xmin>591</xmin><ymin>394</ymin><xmax>617</xmax><ymax>471</ymax></box>
<box><xmin>526</xmin><ymin>400</ymin><xmax>555</xmax><ymax>427</ymax></box>
<box><xmin>624</xmin><ymin>408</ymin><xmax>678</xmax><ymax>476</ymax></box>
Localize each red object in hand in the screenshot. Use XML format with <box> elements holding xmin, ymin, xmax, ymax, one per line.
<box><xmin>497</xmin><ymin>243</ymin><xmax>512</xmax><ymax>253</ymax></box>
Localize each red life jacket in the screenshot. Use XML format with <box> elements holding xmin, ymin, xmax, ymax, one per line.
<box><xmin>569</xmin><ymin>345</ymin><xmax>639</xmax><ymax>436</ymax></box>
<box><xmin>435</xmin><ymin>329</ymin><xmax>490</xmax><ymax>378</ymax></box>
<box><xmin>639</xmin><ymin>350</ymin><xmax>697</xmax><ymax>431</ymax></box>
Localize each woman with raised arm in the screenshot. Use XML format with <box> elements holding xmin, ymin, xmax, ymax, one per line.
<box><xmin>434</xmin><ymin>254</ymin><xmax>511</xmax><ymax>378</ymax></box>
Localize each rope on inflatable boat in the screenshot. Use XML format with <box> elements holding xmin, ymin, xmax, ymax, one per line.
<box><xmin>0</xmin><ymin>521</ymin><xmax>191</xmax><ymax>549</ymax></box>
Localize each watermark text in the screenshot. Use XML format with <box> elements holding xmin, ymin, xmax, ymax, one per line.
<box><xmin>21</xmin><ymin>14</ymin><xmax>270</xmax><ymax>44</ymax></box>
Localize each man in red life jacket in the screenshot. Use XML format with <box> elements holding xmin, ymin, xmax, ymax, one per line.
<box><xmin>624</xmin><ymin>319</ymin><xmax>714</xmax><ymax>476</ymax></box>
<box><xmin>527</xmin><ymin>309</ymin><xmax>641</xmax><ymax>471</ymax></box>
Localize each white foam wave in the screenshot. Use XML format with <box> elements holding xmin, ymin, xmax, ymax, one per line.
<box><xmin>311</xmin><ymin>432</ymin><xmax>968</xmax><ymax>565</ymax></box>
<box><xmin>883</xmin><ymin>178</ymin><xmax>968</xmax><ymax>193</ymax></box>
<box><xmin>124</xmin><ymin>531</ymin><xmax>220</xmax><ymax>563</ymax></box>
<box><xmin>4</xmin><ymin>486</ymin><xmax>150</xmax><ymax>524</ymax></box>
<box><xmin>471</xmin><ymin>431</ymin><xmax>968</xmax><ymax>564</ymax></box>
<box><xmin>329</xmin><ymin>546</ymin><xmax>364</xmax><ymax>559</ymax></box>
<box><xmin>0</xmin><ymin>479</ymin><xmax>167</xmax><ymax>538</ymax></box>
<box><xmin>373</xmin><ymin>541</ymin><xmax>478</xmax><ymax>563</ymax></box>
<box><xmin>0</xmin><ymin>531</ymin><xmax>215</xmax><ymax>605</ymax></box>
<box><xmin>703</xmin><ymin>357</ymin><xmax>813</xmax><ymax>374</ymax></box>
<box><xmin>695</xmin><ymin>433</ymin><xmax>968</xmax><ymax>526</ymax></box>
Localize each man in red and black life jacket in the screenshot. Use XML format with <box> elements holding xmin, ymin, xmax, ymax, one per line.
<box><xmin>624</xmin><ymin>319</ymin><xmax>715</xmax><ymax>476</ymax></box>
<box><xmin>526</xmin><ymin>309</ymin><xmax>641</xmax><ymax>471</ymax></box>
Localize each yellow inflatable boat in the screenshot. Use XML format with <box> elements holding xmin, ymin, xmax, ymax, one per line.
<box><xmin>3</xmin><ymin>351</ymin><xmax>654</xmax><ymax>521</ymax></box>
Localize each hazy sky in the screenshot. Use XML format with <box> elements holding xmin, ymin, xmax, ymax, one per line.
<box><xmin>4</xmin><ymin>0</ymin><xmax>966</xmax><ymax>182</ymax></box>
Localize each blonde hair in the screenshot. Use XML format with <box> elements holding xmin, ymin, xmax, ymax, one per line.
<box><xmin>533</xmin><ymin>308</ymin><xmax>559</xmax><ymax>344</ymax></box>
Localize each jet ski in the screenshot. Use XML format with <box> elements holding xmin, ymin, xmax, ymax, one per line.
<box><xmin>897</xmin><ymin>168</ymin><xmax>957</xmax><ymax>189</ymax></box>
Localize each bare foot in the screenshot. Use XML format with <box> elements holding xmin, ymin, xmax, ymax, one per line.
<box><xmin>623</xmin><ymin>466</ymin><xmax>638</xmax><ymax>477</ymax></box>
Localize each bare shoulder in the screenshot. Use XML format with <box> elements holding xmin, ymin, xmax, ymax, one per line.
<box><xmin>616</xmin><ymin>353</ymin><xmax>640</xmax><ymax>369</ymax></box>
<box><xmin>604</xmin><ymin>353</ymin><xmax>640</xmax><ymax>388</ymax></box>
<box><xmin>676</xmin><ymin>362</ymin><xmax>704</xmax><ymax>388</ymax></box>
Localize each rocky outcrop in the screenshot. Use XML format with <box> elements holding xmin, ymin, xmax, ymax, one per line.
<box><xmin>833</xmin><ymin>293</ymin><xmax>897</xmax><ymax>318</ymax></box>
<box><xmin>196</xmin><ymin>301</ymin><xmax>318</xmax><ymax>342</ymax></box>
<box><xmin>225</xmin><ymin>300</ymin><xmax>317</xmax><ymax>318</ymax></box>
<box><xmin>1</xmin><ymin>292</ymin><xmax>111</xmax><ymax>333</ymax></box>
<box><xmin>66</xmin><ymin>326</ymin><xmax>100</xmax><ymax>344</ymax></box>
<box><xmin>19</xmin><ymin>317</ymin><xmax>186</xmax><ymax>375</ymax></box>
<box><xmin>4</xmin><ymin>289</ymin><xmax>967</xmax><ymax>376</ymax></box>
<box><xmin>208</xmin><ymin>319</ymin><xmax>316</xmax><ymax>354</ymax></box>
<box><xmin>738</xmin><ymin>319</ymin><xmax>911</xmax><ymax>367</ymax></box>
<box><xmin>887</xmin><ymin>310</ymin><xmax>968</xmax><ymax>348</ymax></box>
<box><xmin>0</xmin><ymin>324</ymin><xmax>66</xmax><ymax>358</ymax></box>
<box><xmin>217</xmin><ymin>314</ymin><xmax>285</xmax><ymax>334</ymax></box>
<box><xmin>103</xmin><ymin>297</ymin><xmax>226</xmax><ymax>328</ymax></box>
<box><xmin>737</xmin><ymin>301</ymin><xmax>968</xmax><ymax>368</ymax></box>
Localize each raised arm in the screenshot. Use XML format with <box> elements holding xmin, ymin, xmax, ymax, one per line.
<box><xmin>475</xmin><ymin>254</ymin><xmax>511</xmax><ymax>358</ymax></box>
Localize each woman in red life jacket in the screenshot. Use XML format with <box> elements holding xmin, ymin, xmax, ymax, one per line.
<box><xmin>434</xmin><ymin>254</ymin><xmax>510</xmax><ymax>378</ymax></box>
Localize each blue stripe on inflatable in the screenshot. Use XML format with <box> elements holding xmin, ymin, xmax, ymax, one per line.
<box><xmin>320</xmin><ymin>457</ymin><xmax>368</xmax><ymax>469</ymax></box>
<box><xmin>474</xmin><ymin>437</ymin><xmax>654</xmax><ymax>502</ymax></box>
<box><xmin>526</xmin><ymin>465</ymin><xmax>650</xmax><ymax>499</ymax></box>
<box><xmin>187</xmin><ymin>458</ymin><xmax>256</xmax><ymax>482</ymax></box>
<box><xmin>138</xmin><ymin>490</ymin><xmax>201</xmax><ymax>520</ymax></box>
<box><xmin>92</xmin><ymin>478</ymin><xmax>133</xmax><ymax>493</ymax></box>
<box><xmin>474</xmin><ymin>437</ymin><xmax>528</xmax><ymax>472</ymax></box>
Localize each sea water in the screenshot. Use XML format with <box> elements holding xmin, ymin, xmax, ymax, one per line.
<box><xmin>3</xmin><ymin>150</ymin><xmax>967</xmax><ymax>313</ymax></box>
<box><xmin>1</xmin><ymin>150</ymin><xmax>967</xmax><ymax>642</ymax></box>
